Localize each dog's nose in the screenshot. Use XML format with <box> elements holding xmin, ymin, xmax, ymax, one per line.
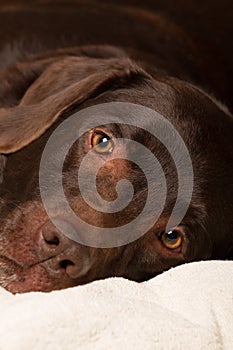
<box><xmin>40</xmin><ymin>220</ymin><xmax>70</xmax><ymax>253</ymax></box>
<box><xmin>38</xmin><ymin>220</ymin><xmax>90</xmax><ymax>279</ymax></box>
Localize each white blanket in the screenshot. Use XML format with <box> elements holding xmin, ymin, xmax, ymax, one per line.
<box><xmin>0</xmin><ymin>260</ymin><xmax>232</xmax><ymax>350</ymax></box>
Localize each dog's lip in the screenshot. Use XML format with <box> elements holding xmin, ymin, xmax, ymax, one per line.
<box><xmin>0</xmin><ymin>254</ymin><xmax>22</xmax><ymax>268</ymax></box>
<box><xmin>0</xmin><ymin>253</ymin><xmax>53</xmax><ymax>269</ymax></box>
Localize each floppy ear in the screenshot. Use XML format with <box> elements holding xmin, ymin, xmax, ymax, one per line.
<box><xmin>0</xmin><ymin>53</ymin><xmax>146</xmax><ymax>154</ymax></box>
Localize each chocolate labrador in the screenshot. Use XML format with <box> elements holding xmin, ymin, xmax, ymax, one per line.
<box><xmin>0</xmin><ymin>0</ymin><xmax>233</xmax><ymax>293</ymax></box>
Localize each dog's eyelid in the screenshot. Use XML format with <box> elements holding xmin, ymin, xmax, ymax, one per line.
<box><xmin>88</xmin><ymin>127</ymin><xmax>123</xmax><ymax>144</ymax></box>
<box><xmin>92</xmin><ymin>128</ymin><xmax>113</xmax><ymax>138</ymax></box>
<box><xmin>87</xmin><ymin>128</ymin><xmax>114</xmax><ymax>147</ymax></box>
<box><xmin>160</xmin><ymin>225</ymin><xmax>188</xmax><ymax>241</ymax></box>
<box><xmin>171</xmin><ymin>225</ymin><xmax>188</xmax><ymax>235</ymax></box>
<box><xmin>0</xmin><ymin>154</ymin><xmax>6</xmax><ymax>184</ymax></box>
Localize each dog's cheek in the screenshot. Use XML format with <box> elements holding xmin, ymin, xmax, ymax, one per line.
<box><xmin>182</xmin><ymin>228</ymin><xmax>213</xmax><ymax>261</ymax></box>
<box><xmin>130</xmin><ymin>229</ymin><xmax>187</xmax><ymax>276</ymax></box>
<box><xmin>96</xmin><ymin>158</ymin><xmax>131</xmax><ymax>201</ymax></box>
<box><xmin>63</xmin><ymin>157</ymin><xmax>139</xmax><ymax>227</ymax></box>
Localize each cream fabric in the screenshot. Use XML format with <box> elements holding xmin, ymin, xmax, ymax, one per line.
<box><xmin>0</xmin><ymin>261</ymin><xmax>232</xmax><ymax>350</ymax></box>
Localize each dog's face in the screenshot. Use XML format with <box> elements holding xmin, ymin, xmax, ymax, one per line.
<box><xmin>0</xmin><ymin>48</ymin><xmax>233</xmax><ymax>293</ymax></box>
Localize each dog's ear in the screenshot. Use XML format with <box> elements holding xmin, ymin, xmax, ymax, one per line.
<box><xmin>0</xmin><ymin>52</ymin><xmax>146</xmax><ymax>154</ymax></box>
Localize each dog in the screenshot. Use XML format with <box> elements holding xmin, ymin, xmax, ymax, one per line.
<box><xmin>0</xmin><ymin>0</ymin><xmax>232</xmax><ymax>293</ymax></box>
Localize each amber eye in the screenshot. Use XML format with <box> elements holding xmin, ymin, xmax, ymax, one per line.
<box><xmin>161</xmin><ymin>230</ymin><xmax>182</xmax><ymax>250</ymax></box>
<box><xmin>91</xmin><ymin>132</ymin><xmax>114</xmax><ymax>154</ymax></box>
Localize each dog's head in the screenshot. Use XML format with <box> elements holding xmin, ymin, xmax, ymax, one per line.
<box><xmin>0</xmin><ymin>46</ymin><xmax>232</xmax><ymax>293</ymax></box>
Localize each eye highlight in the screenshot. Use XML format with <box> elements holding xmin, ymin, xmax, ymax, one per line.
<box><xmin>91</xmin><ymin>132</ymin><xmax>114</xmax><ymax>154</ymax></box>
<box><xmin>161</xmin><ymin>230</ymin><xmax>182</xmax><ymax>250</ymax></box>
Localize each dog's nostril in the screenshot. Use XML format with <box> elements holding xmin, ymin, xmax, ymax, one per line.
<box><xmin>59</xmin><ymin>259</ymin><xmax>75</xmax><ymax>270</ymax></box>
<box><xmin>39</xmin><ymin>220</ymin><xmax>91</xmax><ymax>279</ymax></box>
<box><xmin>45</xmin><ymin>235</ymin><xmax>60</xmax><ymax>246</ymax></box>
<box><xmin>42</xmin><ymin>230</ymin><xmax>60</xmax><ymax>247</ymax></box>
<box><xmin>40</xmin><ymin>220</ymin><xmax>77</xmax><ymax>258</ymax></box>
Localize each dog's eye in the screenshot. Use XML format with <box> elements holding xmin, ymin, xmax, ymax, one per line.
<box><xmin>91</xmin><ymin>132</ymin><xmax>114</xmax><ymax>154</ymax></box>
<box><xmin>161</xmin><ymin>230</ymin><xmax>182</xmax><ymax>249</ymax></box>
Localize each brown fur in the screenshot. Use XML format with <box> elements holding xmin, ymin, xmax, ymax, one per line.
<box><xmin>0</xmin><ymin>0</ymin><xmax>232</xmax><ymax>293</ymax></box>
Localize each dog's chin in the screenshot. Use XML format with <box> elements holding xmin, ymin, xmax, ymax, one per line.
<box><xmin>0</xmin><ymin>258</ymin><xmax>82</xmax><ymax>294</ymax></box>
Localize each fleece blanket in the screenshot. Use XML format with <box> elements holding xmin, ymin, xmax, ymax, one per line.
<box><xmin>0</xmin><ymin>260</ymin><xmax>232</xmax><ymax>350</ymax></box>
